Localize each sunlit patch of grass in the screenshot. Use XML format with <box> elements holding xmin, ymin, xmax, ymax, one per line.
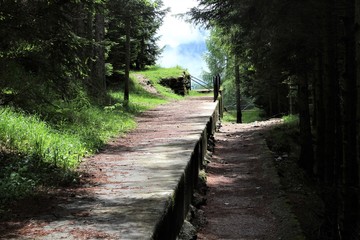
<box><xmin>223</xmin><ymin>108</ymin><xmax>264</xmax><ymax>123</ymax></box>
<box><xmin>282</xmin><ymin>114</ymin><xmax>299</xmax><ymax>125</ymax></box>
<box><xmin>136</xmin><ymin>65</ymin><xmax>185</xmax><ymax>80</ymax></box>
<box><xmin>133</xmin><ymin>66</ymin><xmax>185</xmax><ymax>100</ymax></box>
<box><xmin>0</xmin><ymin>107</ymin><xmax>86</xmax><ymax>168</ymax></box>
<box><xmin>109</xmin><ymin>91</ymin><xmax>167</xmax><ymax>113</ymax></box>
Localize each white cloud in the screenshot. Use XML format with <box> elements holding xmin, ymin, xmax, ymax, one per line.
<box><xmin>158</xmin><ymin>16</ymin><xmax>205</xmax><ymax>48</ymax></box>
<box><xmin>156</xmin><ymin>0</ymin><xmax>209</xmax><ymax>78</ymax></box>
<box><xmin>158</xmin><ymin>46</ymin><xmax>207</xmax><ymax>78</ymax></box>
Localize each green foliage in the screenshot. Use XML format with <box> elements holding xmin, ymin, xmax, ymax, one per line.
<box><xmin>0</xmin><ymin>107</ymin><xmax>86</xmax><ymax>168</ymax></box>
<box><xmin>266</xmin><ymin>115</ymin><xmax>300</xmax><ymax>155</ymax></box>
<box><xmin>0</xmin><ymin>153</ymin><xmax>79</xmax><ymax>205</ymax></box>
<box><xmin>201</xmin><ymin>27</ymin><xmax>228</xmax><ymax>86</ymax></box>
<box><xmin>109</xmin><ymin>90</ymin><xmax>166</xmax><ymax>113</ymax></box>
<box><xmin>282</xmin><ymin>114</ymin><xmax>299</xmax><ymax>125</ymax></box>
<box><xmin>135</xmin><ymin>66</ymin><xmax>185</xmax><ymax>81</ymax></box>
<box><xmin>0</xmin><ymin>92</ymin><xmax>136</xmax><ymax>207</ymax></box>
<box><xmin>223</xmin><ymin>108</ymin><xmax>264</xmax><ymax>123</ymax></box>
<box><xmin>107</xmin><ymin>0</ymin><xmax>168</xmax><ymax>71</ymax></box>
<box><xmin>0</xmin><ymin>0</ymin><xmax>172</xmax><ymax>210</ymax></box>
<box><xmin>190</xmin><ymin>1</ymin><xmax>360</xmax><ymax>238</ymax></box>
<box><xmin>189</xmin><ymin>0</ymin><xmax>318</xmax><ymax>116</ymax></box>
<box><xmin>0</xmin><ymin>0</ymin><xmax>167</xmax><ymax>106</ymax></box>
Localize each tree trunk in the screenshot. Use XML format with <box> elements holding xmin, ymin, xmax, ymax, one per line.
<box><xmin>124</xmin><ymin>17</ymin><xmax>131</xmax><ymax>104</ymax></box>
<box><xmin>356</xmin><ymin>0</ymin><xmax>360</xmax><ymax>236</ymax></box>
<box><xmin>235</xmin><ymin>58</ymin><xmax>242</xmax><ymax>123</ymax></box>
<box><xmin>342</xmin><ymin>0</ymin><xmax>359</xmax><ymax>237</ymax></box>
<box><xmin>297</xmin><ymin>75</ymin><xmax>314</xmax><ymax>175</ymax></box>
<box><xmin>356</xmin><ymin>4</ymin><xmax>360</xmax><ymax>226</ymax></box>
<box><xmin>314</xmin><ymin>50</ymin><xmax>326</xmax><ymax>179</ymax></box>
<box><xmin>321</xmin><ymin>1</ymin><xmax>341</xmax><ymax>238</ymax></box>
<box><xmin>93</xmin><ymin>10</ymin><xmax>106</xmax><ymax>98</ymax></box>
<box><xmin>84</xmin><ymin>10</ymin><xmax>94</xmax><ymax>91</ymax></box>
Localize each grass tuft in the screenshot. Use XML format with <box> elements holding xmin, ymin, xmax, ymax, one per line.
<box><xmin>0</xmin><ymin>107</ymin><xmax>86</xmax><ymax>168</ymax></box>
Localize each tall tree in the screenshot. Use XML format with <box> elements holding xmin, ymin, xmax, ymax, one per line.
<box><xmin>0</xmin><ymin>0</ymin><xmax>105</xmax><ymax>106</ymax></box>
<box><xmin>342</xmin><ymin>0</ymin><xmax>359</xmax><ymax>237</ymax></box>
<box><xmin>202</xmin><ymin>27</ymin><xmax>228</xmax><ymax>86</ymax></box>
<box><xmin>94</xmin><ymin>6</ymin><xmax>106</xmax><ymax>96</ymax></box>
<box><xmin>106</xmin><ymin>0</ymin><xmax>167</xmax><ymax>103</ymax></box>
<box><xmin>188</xmin><ymin>1</ymin><xmax>360</xmax><ymax>238</ymax></box>
<box><xmin>234</xmin><ymin>57</ymin><xmax>242</xmax><ymax>123</ymax></box>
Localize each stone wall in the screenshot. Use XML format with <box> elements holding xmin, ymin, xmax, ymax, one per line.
<box><xmin>159</xmin><ymin>72</ymin><xmax>191</xmax><ymax>96</ymax></box>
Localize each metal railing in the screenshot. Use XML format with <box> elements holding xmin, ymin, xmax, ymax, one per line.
<box><xmin>190</xmin><ymin>74</ymin><xmax>223</xmax><ymax>119</ymax></box>
<box><xmin>190</xmin><ymin>75</ymin><xmax>211</xmax><ymax>90</ymax></box>
<box><xmin>190</xmin><ymin>74</ymin><xmax>222</xmax><ymax>102</ymax></box>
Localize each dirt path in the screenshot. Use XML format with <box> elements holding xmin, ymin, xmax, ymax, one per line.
<box><xmin>197</xmin><ymin>121</ymin><xmax>305</xmax><ymax>240</ymax></box>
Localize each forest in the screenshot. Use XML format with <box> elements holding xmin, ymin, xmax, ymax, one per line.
<box><xmin>1</xmin><ymin>0</ymin><xmax>360</xmax><ymax>239</ymax></box>
<box><xmin>0</xmin><ymin>0</ymin><xmax>167</xmax><ymax>106</ymax></box>
<box><xmin>189</xmin><ymin>0</ymin><xmax>360</xmax><ymax>239</ymax></box>
<box><xmin>0</xmin><ymin>0</ymin><xmax>175</xmax><ymax>211</ymax></box>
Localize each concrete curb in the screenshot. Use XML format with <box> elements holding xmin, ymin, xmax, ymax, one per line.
<box><xmin>152</xmin><ymin>100</ymin><xmax>220</xmax><ymax>239</ymax></box>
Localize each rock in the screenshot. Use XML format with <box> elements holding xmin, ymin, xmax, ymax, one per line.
<box><xmin>159</xmin><ymin>73</ymin><xmax>191</xmax><ymax>96</ymax></box>
<box><xmin>177</xmin><ymin>220</ymin><xmax>197</xmax><ymax>240</ymax></box>
<box><xmin>193</xmin><ymin>192</ymin><xmax>207</xmax><ymax>208</ymax></box>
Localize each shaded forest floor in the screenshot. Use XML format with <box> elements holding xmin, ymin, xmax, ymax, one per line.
<box><xmin>195</xmin><ymin>120</ymin><xmax>325</xmax><ymax>240</ymax></box>
<box><xmin>265</xmin><ymin>122</ymin><xmax>326</xmax><ymax>240</ymax></box>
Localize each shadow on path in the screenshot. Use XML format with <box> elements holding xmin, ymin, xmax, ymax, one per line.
<box><xmin>198</xmin><ymin>120</ymin><xmax>305</xmax><ymax>240</ymax></box>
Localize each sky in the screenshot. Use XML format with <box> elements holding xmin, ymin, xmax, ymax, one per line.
<box><xmin>156</xmin><ymin>0</ymin><xmax>209</xmax><ymax>78</ymax></box>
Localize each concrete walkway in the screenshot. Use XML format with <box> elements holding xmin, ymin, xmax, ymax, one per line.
<box><xmin>1</xmin><ymin>97</ymin><xmax>220</xmax><ymax>240</ymax></box>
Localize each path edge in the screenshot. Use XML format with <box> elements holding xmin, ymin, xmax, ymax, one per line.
<box><xmin>151</xmin><ymin>99</ymin><xmax>221</xmax><ymax>240</ymax></box>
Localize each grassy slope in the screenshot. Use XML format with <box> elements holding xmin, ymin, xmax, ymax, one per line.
<box><xmin>133</xmin><ymin>66</ymin><xmax>185</xmax><ymax>100</ymax></box>
<box><xmin>0</xmin><ymin>66</ymin><xmax>185</xmax><ymax>206</ymax></box>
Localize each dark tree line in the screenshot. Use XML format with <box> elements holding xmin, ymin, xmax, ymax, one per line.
<box><xmin>0</xmin><ymin>0</ymin><xmax>167</xmax><ymax>110</ymax></box>
<box><xmin>189</xmin><ymin>0</ymin><xmax>360</xmax><ymax>238</ymax></box>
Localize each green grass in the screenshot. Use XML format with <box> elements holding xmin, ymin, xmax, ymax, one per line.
<box><xmin>223</xmin><ymin>108</ymin><xmax>264</xmax><ymax>123</ymax></box>
<box><xmin>135</xmin><ymin>65</ymin><xmax>185</xmax><ymax>81</ymax></box>
<box><xmin>0</xmin><ymin>107</ymin><xmax>86</xmax><ymax>168</ymax></box>
<box><xmin>266</xmin><ymin>114</ymin><xmax>300</xmax><ymax>155</ymax></box>
<box><xmin>0</xmin><ymin>103</ymin><xmax>138</xmax><ymax>205</ymax></box>
<box><xmin>188</xmin><ymin>90</ymin><xmax>214</xmax><ymax>97</ymax></box>
<box><xmin>282</xmin><ymin>114</ymin><xmax>299</xmax><ymax>125</ymax></box>
<box><xmin>0</xmin><ymin>66</ymin><xmax>186</xmax><ymax>207</ymax></box>
<box><xmin>133</xmin><ymin>66</ymin><xmax>185</xmax><ymax>100</ymax></box>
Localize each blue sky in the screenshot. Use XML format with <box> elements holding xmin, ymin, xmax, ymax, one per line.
<box><xmin>156</xmin><ymin>0</ymin><xmax>209</xmax><ymax>78</ymax></box>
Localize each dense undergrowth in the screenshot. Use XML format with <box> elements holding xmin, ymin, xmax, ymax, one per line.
<box><xmin>0</xmin><ymin>66</ymin><xmax>185</xmax><ymax>209</ymax></box>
